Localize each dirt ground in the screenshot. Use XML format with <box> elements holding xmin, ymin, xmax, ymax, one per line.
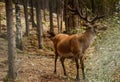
<box><xmin>0</xmin><ymin>23</ymin><xmax>120</xmax><ymax>82</ymax></box>
<box><xmin>0</xmin><ymin>3</ymin><xmax>85</xmax><ymax>82</ymax></box>
<box><xmin>0</xmin><ymin>33</ymin><xmax>86</xmax><ymax>82</ymax></box>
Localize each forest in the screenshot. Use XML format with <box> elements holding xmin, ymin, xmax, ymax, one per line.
<box><xmin>0</xmin><ymin>0</ymin><xmax>120</xmax><ymax>82</ymax></box>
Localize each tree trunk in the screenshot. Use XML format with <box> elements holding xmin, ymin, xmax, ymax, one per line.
<box><xmin>23</xmin><ymin>0</ymin><xmax>29</xmax><ymax>36</ymax></box>
<box><xmin>46</xmin><ymin>0</ymin><xmax>49</xmax><ymax>10</ymax></box>
<box><xmin>30</xmin><ymin>0</ymin><xmax>36</xmax><ymax>27</ymax></box>
<box><xmin>64</xmin><ymin>0</ymin><xmax>79</xmax><ymax>34</ymax></box>
<box><xmin>36</xmin><ymin>0</ymin><xmax>44</xmax><ymax>49</ymax></box>
<box><xmin>56</xmin><ymin>0</ymin><xmax>63</xmax><ymax>33</ymax></box>
<box><xmin>49</xmin><ymin>0</ymin><xmax>54</xmax><ymax>34</ymax></box>
<box><xmin>64</xmin><ymin>0</ymin><xmax>69</xmax><ymax>33</ymax></box>
<box><xmin>5</xmin><ymin>0</ymin><xmax>17</xmax><ymax>81</ymax></box>
<box><xmin>91</xmin><ymin>0</ymin><xmax>95</xmax><ymax>13</ymax></box>
<box><xmin>0</xmin><ymin>13</ymin><xmax>1</xmax><ymax>33</ymax></box>
<box><xmin>43</xmin><ymin>0</ymin><xmax>46</xmax><ymax>21</ymax></box>
<box><xmin>15</xmin><ymin>0</ymin><xmax>23</xmax><ymax>50</ymax></box>
<box><xmin>118</xmin><ymin>0</ymin><xmax>120</xmax><ymax>13</ymax></box>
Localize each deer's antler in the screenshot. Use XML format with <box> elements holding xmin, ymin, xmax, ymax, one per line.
<box><xmin>67</xmin><ymin>0</ymin><xmax>104</xmax><ymax>24</ymax></box>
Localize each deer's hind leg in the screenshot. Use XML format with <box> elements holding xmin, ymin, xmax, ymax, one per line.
<box><xmin>54</xmin><ymin>51</ymin><xmax>58</xmax><ymax>74</ymax></box>
<box><xmin>60</xmin><ymin>57</ymin><xmax>67</xmax><ymax>76</ymax></box>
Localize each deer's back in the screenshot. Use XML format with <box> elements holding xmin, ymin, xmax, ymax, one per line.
<box><xmin>57</xmin><ymin>34</ymin><xmax>82</xmax><ymax>58</ymax></box>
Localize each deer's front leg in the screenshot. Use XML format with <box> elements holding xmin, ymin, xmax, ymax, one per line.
<box><xmin>75</xmin><ymin>57</ymin><xmax>80</xmax><ymax>81</ymax></box>
<box><xmin>80</xmin><ymin>57</ymin><xmax>85</xmax><ymax>80</ymax></box>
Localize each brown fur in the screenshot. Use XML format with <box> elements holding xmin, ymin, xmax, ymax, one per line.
<box><xmin>51</xmin><ymin>24</ymin><xmax>107</xmax><ymax>80</ymax></box>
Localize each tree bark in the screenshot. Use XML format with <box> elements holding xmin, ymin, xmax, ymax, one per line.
<box><xmin>5</xmin><ymin>0</ymin><xmax>17</xmax><ymax>81</ymax></box>
<box><xmin>64</xmin><ymin>0</ymin><xmax>79</xmax><ymax>34</ymax></box>
<box><xmin>30</xmin><ymin>0</ymin><xmax>36</xmax><ymax>27</ymax></box>
<box><xmin>56</xmin><ymin>0</ymin><xmax>63</xmax><ymax>33</ymax></box>
<box><xmin>118</xmin><ymin>0</ymin><xmax>120</xmax><ymax>13</ymax></box>
<box><xmin>43</xmin><ymin>0</ymin><xmax>46</xmax><ymax>21</ymax></box>
<box><xmin>15</xmin><ymin>0</ymin><xmax>23</xmax><ymax>50</ymax></box>
<box><xmin>0</xmin><ymin>13</ymin><xmax>1</xmax><ymax>33</ymax></box>
<box><xmin>36</xmin><ymin>0</ymin><xmax>44</xmax><ymax>49</ymax></box>
<box><xmin>49</xmin><ymin>0</ymin><xmax>54</xmax><ymax>34</ymax></box>
<box><xmin>23</xmin><ymin>0</ymin><xmax>29</xmax><ymax>36</ymax></box>
<box><xmin>91</xmin><ymin>0</ymin><xmax>95</xmax><ymax>13</ymax></box>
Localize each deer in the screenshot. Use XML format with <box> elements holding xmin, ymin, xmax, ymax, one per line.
<box><xmin>50</xmin><ymin>3</ymin><xmax>108</xmax><ymax>81</ymax></box>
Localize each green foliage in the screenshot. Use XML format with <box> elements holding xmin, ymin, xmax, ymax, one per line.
<box><xmin>85</xmin><ymin>15</ymin><xmax>120</xmax><ymax>81</ymax></box>
<box><xmin>79</xmin><ymin>0</ymin><xmax>119</xmax><ymax>15</ymax></box>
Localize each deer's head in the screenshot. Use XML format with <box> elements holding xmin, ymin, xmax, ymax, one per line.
<box><xmin>82</xmin><ymin>22</ymin><xmax>108</xmax><ymax>34</ymax></box>
<box><xmin>68</xmin><ymin>4</ymin><xmax>108</xmax><ymax>34</ymax></box>
<box><xmin>78</xmin><ymin>9</ymin><xmax>108</xmax><ymax>34</ymax></box>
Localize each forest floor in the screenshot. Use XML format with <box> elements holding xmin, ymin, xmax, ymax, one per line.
<box><xmin>0</xmin><ymin>3</ymin><xmax>86</xmax><ymax>82</ymax></box>
<box><xmin>0</xmin><ymin>30</ymin><xmax>86</xmax><ymax>82</ymax></box>
<box><xmin>0</xmin><ymin>16</ymin><xmax>120</xmax><ymax>82</ymax></box>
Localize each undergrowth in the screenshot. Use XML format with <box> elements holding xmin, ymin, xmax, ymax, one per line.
<box><xmin>85</xmin><ymin>14</ymin><xmax>120</xmax><ymax>82</ymax></box>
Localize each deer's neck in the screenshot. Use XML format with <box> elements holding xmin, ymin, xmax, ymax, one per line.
<box><xmin>85</xmin><ymin>30</ymin><xmax>97</xmax><ymax>43</ymax></box>
<box><xmin>79</xmin><ymin>30</ymin><xmax>97</xmax><ymax>53</ymax></box>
